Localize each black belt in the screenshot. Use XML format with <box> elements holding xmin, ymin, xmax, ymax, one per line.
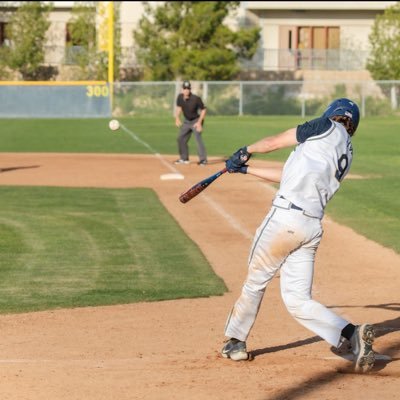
<box><xmin>279</xmin><ymin>196</ymin><xmax>303</xmax><ymax>211</ymax></box>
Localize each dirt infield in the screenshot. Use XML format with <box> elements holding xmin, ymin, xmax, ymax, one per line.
<box><xmin>0</xmin><ymin>153</ymin><xmax>399</xmax><ymax>400</ymax></box>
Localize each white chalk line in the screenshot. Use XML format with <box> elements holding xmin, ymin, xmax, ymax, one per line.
<box><xmin>0</xmin><ymin>359</ymin><xmax>65</xmax><ymax>364</ymax></box>
<box><xmin>0</xmin><ymin>358</ymin><xmax>143</xmax><ymax>365</ymax></box>
<box><xmin>202</xmin><ymin>193</ymin><xmax>254</xmax><ymax>240</ymax></box>
<box><xmin>120</xmin><ymin>122</ymin><xmax>259</xmax><ymax>240</ymax></box>
<box><xmin>120</xmin><ymin>123</ymin><xmax>181</xmax><ymax>175</ymax></box>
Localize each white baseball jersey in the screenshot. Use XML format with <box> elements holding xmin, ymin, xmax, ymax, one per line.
<box><xmin>277</xmin><ymin>117</ymin><xmax>353</xmax><ymax>218</ymax></box>
<box><xmin>224</xmin><ymin>117</ymin><xmax>356</xmax><ymax>348</ymax></box>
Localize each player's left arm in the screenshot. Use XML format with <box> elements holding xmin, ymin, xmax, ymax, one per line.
<box><xmin>247</xmin><ymin>128</ymin><xmax>298</xmax><ymax>154</ymax></box>
<box><xmin>225</xmin><ymin>128</ymin><xmax>298</xmax><ymax>173</ymax></box>
<box><xmin>195</xmin><ymin>107</ymin><xmax>207</xmax><ymax>132</ymax></box>
<box><xmin>194</xmin><ymin>97</ymin><xmax>207</xmax><ymax>132</ymax></box>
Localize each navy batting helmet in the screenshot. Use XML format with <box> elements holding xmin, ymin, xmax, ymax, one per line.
<box><xmin>322</xmin><ymin>98</ymin><xmax>360</xmax><ymax>134</ymax></box>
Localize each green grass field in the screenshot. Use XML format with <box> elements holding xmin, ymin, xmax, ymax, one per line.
<box><xmin>0</xmin><ymin>115</ymin><xmax>398</xmax><ymax>313</ymax></box>
<box><xmin>0</xmin><ymin>186</ymin><xmax>226</xmax><ymax>313</ymax></box>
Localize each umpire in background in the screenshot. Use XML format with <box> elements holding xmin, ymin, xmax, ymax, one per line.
<box><xmin>174</xmin><ymin>80</ymin><xmax>208</xmax><ymax>166</ymax></box>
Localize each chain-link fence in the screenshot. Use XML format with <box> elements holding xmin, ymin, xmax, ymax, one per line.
<box><xmin>114</xmin><ymin>80</ymin><xmax>400</xmax><ymax>118</ymax></box>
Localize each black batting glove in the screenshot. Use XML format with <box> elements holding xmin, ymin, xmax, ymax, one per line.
<box><xmin>225</xmin><ymin>146</ymin><xmax>251</xmax><ymax>173</ymax></box>
<box><xmin>231</xmin><ymin>146</ymin><xmax>251</xmax><ymax>166</ymax></box>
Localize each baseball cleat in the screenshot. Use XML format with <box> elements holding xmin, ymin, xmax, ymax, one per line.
<box><xmin>174</xmin><ymin>159</ymin><xmax>190</xmax><ymax>165</ymax></box>
<box><xmin>350</xmin><ymin>324</ymin><xmax>375</xmax><ymax>373</ymax></box>
<box><xmin>221</xmin><ymin>338</ymin><xmax>249</xmax><ymax>361</ymax></box>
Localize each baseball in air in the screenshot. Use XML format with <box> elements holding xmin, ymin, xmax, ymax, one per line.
<box><xmin>109</xmin><ymin>119</ymin><xmax>120</xmax><ymax>131</ymax></box>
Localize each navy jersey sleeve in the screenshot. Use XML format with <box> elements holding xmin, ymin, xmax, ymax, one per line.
<box><xmin>296</xmin><ymin>117</ymin><xmax>333</xmax><ymax>143</ymax></box>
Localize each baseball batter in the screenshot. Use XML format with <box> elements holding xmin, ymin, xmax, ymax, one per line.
<box><xmin>221</xmin><ymin>98</ymin><xmax>376</xmax><ymax>373</ymax></box>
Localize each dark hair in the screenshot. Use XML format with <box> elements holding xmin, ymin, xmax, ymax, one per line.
<box><xmin>330</xmin><ymin>115</ymin><xmax>356</xmax><ymax>136</ymax></box>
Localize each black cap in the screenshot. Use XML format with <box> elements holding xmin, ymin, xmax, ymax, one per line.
<box><xmin>182</xmin><ymin>80</ymin><xmax>191</xmax><ymax>89</ymax></box>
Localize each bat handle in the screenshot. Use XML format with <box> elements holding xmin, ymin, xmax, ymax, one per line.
<box><xmin>212</xmin><ymin>167</ymin><xmax>228</xmax><ymax>179</ymax></box>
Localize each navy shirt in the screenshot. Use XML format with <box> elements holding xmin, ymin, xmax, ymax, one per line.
<box><xmin>296</xmin><ymin>117</ymin><xmax>333</xmax><ymax>143</ymax></box>
<box><xmin>177</xmin><ymin>93</ymin><xmax>206</xmax><ymax>121</ymax></box>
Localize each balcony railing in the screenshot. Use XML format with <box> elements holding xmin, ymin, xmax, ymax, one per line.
<box><xmin>241</xmin><ymin>48</ymin><xmax>370</xmax><ymax>71</ymax></box>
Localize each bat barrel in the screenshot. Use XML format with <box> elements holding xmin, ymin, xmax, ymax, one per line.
<box><xmin>178</xmin><ymin>168</ymin><xmax>227</xmax><ymax>204</ymax></box>
<box><xmin>179</xmin><ymin>193</ymin><xmax>190</xmax><ymax>203</ymax></box>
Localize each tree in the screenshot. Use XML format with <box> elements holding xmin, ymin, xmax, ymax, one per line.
<box><xmin>133</xmin><ymin>1</ymin><xmax>260</xmax><ymax>80</ymax></box>
<box><xmin>67</xmin><ymin>2</ymin><xmax>97</xmax><ymax>79</ymax></box>
<box><xmin>0</xmin><ymin>46</ymin><xmax>11</xmax><ymax>80</ymax></box>
<box><xmin>5</xmin><ymin>1</ymin><xmax>54</xmax><ymax>80</ymax></box>
<box><xmin>67</xmin><ymin>1</ymin><xmax>122</xmax><ymax>81</ymax></box>
<box><xmin>367</xmin><ymin>2</ymin><xmax>400</xmax><ymax>80</ymax></box>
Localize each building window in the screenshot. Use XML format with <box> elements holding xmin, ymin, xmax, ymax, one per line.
<box><xmin>297</xmin><ymin>26</ymin><xmax>339</xmax><ymax>50</ymax></box>
<box><xmin>0</xmin><ymin>22</ymin><xmax>9</xmax><ymax>46</ymax></box>
<box><xmin>65</xmin><ymin>22</ymin><xmax>86</xmax><ymax>65</ymax></box>
<box><xmin>66</xmin><ymin>22</ymin><xmax>80</xmax><ymax>46</ymax></box>
<box><xmin>296</xmin><ymin>26</ymin><xmax>340</xmax><ymax>68</ymax></box>
<box><xmin>298</xmin><ymin>27</ymin><xmax>311</xmax><ymax>50</ymax></box>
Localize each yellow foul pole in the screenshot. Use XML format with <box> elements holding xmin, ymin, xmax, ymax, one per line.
<box><xmin>108</xmin><ymin>1</ymin><xmax>114</xmax><ymax>114</ymax></box>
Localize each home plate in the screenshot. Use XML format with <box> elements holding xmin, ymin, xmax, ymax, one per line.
<box><xmin>160</xmin><ymin>173</ymin><xmax>184</xmax><ymax>180</ymax></box>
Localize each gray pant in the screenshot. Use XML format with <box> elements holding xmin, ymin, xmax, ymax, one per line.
<box><xmin>177</xmin><ymin>118</ymin><xmax>207</xmax><ymax>162</ymax></box>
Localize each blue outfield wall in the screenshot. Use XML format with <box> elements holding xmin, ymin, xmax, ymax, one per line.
<box><xmin>0</xmin><ymin>83</ymin><xmax>111</xmax><ymax>118</ymax></box>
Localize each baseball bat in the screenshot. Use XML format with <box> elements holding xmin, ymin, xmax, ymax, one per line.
<box><xmin>179</xmin><ymin>168</ymin><xmax>228</xmax><ymax>203</ymax></box>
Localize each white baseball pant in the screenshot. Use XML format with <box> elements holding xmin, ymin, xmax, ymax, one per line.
<box><xmin>224</xmin><ymin>196</ymin><xmax>349</xmax><ymax>347</ymax></box>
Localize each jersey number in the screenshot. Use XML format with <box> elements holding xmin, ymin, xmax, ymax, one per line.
<box><xmin>335</xmin><ymin>154</ymin><xmax>349</xmax><ymax>182</ymax></box>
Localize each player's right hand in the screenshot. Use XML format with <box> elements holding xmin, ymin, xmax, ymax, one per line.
<box><xmin>233</xmin><ymin>146</ymin><xmax>251</xmax><ymax>164</ymax></box>
<box><xmin>226</xmin><ymin>146</ymin><xmax>252</xmax><ymax>170</ymax></box>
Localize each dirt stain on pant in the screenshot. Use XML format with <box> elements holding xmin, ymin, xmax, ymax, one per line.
<box><xmin>269</xmin><ymin>231</ymin><xmax>302</xmax><ymax>262</ymax></box>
